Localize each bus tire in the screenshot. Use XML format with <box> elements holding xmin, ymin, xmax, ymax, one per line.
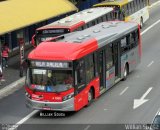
<box><xmin>140</xmin><ymin>17</ymin><xmax>143</xmax><ymax>29</ymax></box>
<box><xmin>122</xmin><ymin>64</ymin><xmax>128</xmax><ymax>81</ymax></box>
<box><xmin>87</xmin><ymin>89</ymin><xmax>93</xmax><ymax>106</ymax></box>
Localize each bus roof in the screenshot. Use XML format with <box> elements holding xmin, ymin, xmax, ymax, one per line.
<box><xmin>37</xmin><ymin>7</ymin><xmax>113</xmax><ymax>31</ymax></box>
<box><xmin>29</xmin><ymin>21</ymin><xmax>138</xmax><ymax>61</ymax></box>
<box><xmin>93</xmin><ymin>0</ymin><xmax>133</xmax><ymax>7</ymax></box>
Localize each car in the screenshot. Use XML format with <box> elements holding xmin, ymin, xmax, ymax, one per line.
<box><xmin>150</xmin><ymin>111</ymin><xmax>160</xmax><ymax>130</ymax></box>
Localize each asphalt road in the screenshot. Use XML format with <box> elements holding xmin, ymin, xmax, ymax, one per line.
<box><xmin>0</xmin><ymin>1</ymin><xmax>160</xmax><ymax>130</ymax></box>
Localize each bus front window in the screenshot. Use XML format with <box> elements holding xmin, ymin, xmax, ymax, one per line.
<box><xmin>28</xmin><ymin>69</ymin><xmax>73</xmax><ymax>92</ymax></box>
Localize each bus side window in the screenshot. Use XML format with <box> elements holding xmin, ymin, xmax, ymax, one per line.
<box><xmin>96</xmin><ymin>18</ymin><xmax>99</xmax><ymax>24</ymax></box>
<box><xmin>85</xmin><ymin>54</ymin><xmax>95</xmax><ymax>84</ymax></box>
<box><xmin>103</xmin><ymin>15</ymin><xmax>106</xmax><ymax>21</ymax></box>
<box><xmin>106</xmin><ymin>14</ymin><xmax>108</xmax><ymax>21</ymax></box>
<box><xmin>124</xmin><ymin>4</ymin><xmax>129</xmax><ymax>17</ymax></box>
<box><xmin>92</xmin><ymin>20</ymin><xmax>96</xmax><ymax>26</ymax></box>
<box><xmin>75</xmin><ymin>59</ymin><xmax>85</xmax><ymax>92</ymax></box>
<box><xmin>108</xmin><ymin>12</ymin><xmax>112</xmax><ymax>20</ymax></box>
<box><xmin>130</xmin><ymin>32</ymin><xmax>135</xmax><ymax>48</ymax></box>
<box><xmin>121</xmin><ymin>5</ymin><xmax>126</xmax><ymax>18</ymax></box>
<box><xmin>98</xmin><ymin>17</ymin><xmax>103</xmax><ymax>23</ymax></box>
<box><xmin>106</xmin><ymin>44</ymin><xmax>113</xmax><ymax>69</ymax></box>
<box><xmin>81</xmin><ymin>26</ymin><xmax>85</xmax><ymax>30</ymax></box>
<box><xmin>89</xmin><ymin>22</ymin><xmax>92</xmax><ymax>27</ymax></box>
<box><xmin>121</xmin><ymin>37</ymin><xmax>128</xmax><ymax>54</ymax></box>
<box><xmin>135</xmin><ymin>30</ymin><xmax>139</xmax><ymax>46</ymax></box>
<box><xmin>86</xmin><ymin>23</ymin><xmax>90</xmax><ymax>28</ymax></box>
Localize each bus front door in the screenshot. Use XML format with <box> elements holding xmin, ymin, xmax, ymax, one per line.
<box><xmin>113</xmin><ymin>42</ymin><xmax>121</xmax><ymax>82</ymax></box>
<box><xmin>97</xmin><ymin>50</ymin><xmax>106</xmax><ymax>92</ymax></box>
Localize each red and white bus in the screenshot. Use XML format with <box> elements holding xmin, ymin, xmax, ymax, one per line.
<box><xmin>25</xmin><ymin>21</ymin><xmax>141</xmax><ymax>111</ymax></box>
<box><xmin>31</xmin><ymin>7</ymin><xmax>113</xmax><ymax>46</ymax></box>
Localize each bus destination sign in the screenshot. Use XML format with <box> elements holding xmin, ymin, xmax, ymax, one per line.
<box><xmin>42</xmin><ymin>29</ymin><xmax>65</xmax><ymax>34</ymax></box>
<box><xmin>31</xmin><ymin>61</ymin><xmax>69</xmax><ymax>68</ymax></box>
<box><xmin>37</xmin><ymin>29</ymin><xmax>70</xmax><ymax>35</ymax></box>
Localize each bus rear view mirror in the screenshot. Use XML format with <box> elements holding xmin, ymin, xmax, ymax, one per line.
<box><xmin>31</xmin><ymin>34</ymin><xmax>37</xmax><ymax>48</ymax></box>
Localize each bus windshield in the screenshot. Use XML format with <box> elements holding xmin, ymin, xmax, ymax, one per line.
<box><xmin>28</xmin><ymin>69</ymin><xmax>73</xmax><ymax>93</ymax></box>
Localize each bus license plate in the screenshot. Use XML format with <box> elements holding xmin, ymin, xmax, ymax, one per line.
<box><xmin>42</xmin><ymin>106</ymin><xmax>51</xmax><ymax>110</ymax></box>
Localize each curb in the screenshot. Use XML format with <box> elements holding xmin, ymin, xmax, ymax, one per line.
<box><xmin>149</xmin><ymin>0</ymin><xmax>160</xmax><ymax>8</ymax></box>
<box><xmin>0</xmin><ymin>77</ymin><xmax>25</xmax><ymax>99</ymax></box>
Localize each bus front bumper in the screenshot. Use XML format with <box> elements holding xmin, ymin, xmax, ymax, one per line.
<box><xmin>26</xmin><ymin>97</ymin><xmax>74</xmax><ymax>111</ymax></box>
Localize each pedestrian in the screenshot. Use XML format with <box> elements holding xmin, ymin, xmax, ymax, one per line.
<box><xmin>0</xmin><ymin>64</ymin><xmax>5</xmax><ymax>85</ymax></box>
<box><xmin>2</xmin><ymin>43</ymin><xmax>10</xmax><ymax>69</ymax></box>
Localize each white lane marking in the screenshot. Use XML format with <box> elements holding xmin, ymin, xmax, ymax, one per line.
<box><xmin>141</xmin><ymin>19</ymin><xmax>160</xmax><ymax>35</ymax></box>
<box><xmin>8</xmin><ymin>110</ymin><xmax>39</xmax><ymax>130</ymax></box>
<box><xmin>147</xmin><ymin>61</ymin><xmax>154</xmax><ymax>67</ymax></box>
<box><xmin>104</xmin><ymin>108</ymin><xmax>107</xmax><ymax>111</ymax></box>
<box><xmin>133</xmin><ymin>87</ymin><xmax>153</xmax><ymax>109</ymax></box>
<box><xmin>0</xmin><ymin>77</ymin><xmax>25</xmax><ymax>99</ymax></box>
<box><xmin>84</xmin><ymin>125</ymin><xmax>91</xmax><ymax>130</ymax></box>
<box><xmin>120</xmin><ymin>87</ymin><xmax>129</xmax><ymax>96</ymax></box>
<box><xmin>149</xmin><ymin>0</ymin><xmax>160</xmax><ymax>8</ymax></box>
<box><xmin>141</xmin><ymin>87</ymin><xmax>153</xmax><ymax>99</ymax></box>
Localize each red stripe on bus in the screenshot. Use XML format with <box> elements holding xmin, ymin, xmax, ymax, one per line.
<box><xmin>74</xmin><ymin>77</ymin><xmax>100</xmax><ymax>111</ymax></box>
<box><xmin>70</xmin><ymin>21</ymin><xmax>86</xmax><ymax>32</ymax></box>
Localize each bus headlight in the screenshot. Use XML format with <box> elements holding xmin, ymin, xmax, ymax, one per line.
<box><xmin>25</xmin><ymin>92</ymin><xmax>31</xmax><ymax>99</ymax></box>
<box><xmin>63</xmin><ymin>93</ymin><xmax>74</xmax><ymax>101</ymax></box>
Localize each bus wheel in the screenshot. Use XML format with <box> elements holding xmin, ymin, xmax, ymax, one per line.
<box><xmin>87</xmin><ymin>89</ymin><xmax>93</xmax><ymax>106</ymax></box>
<box><xmin>122</xmin><ymin>65</ymin><xmax>128</xmax><ymax>81</ymax></box>
<box><xmin>140</xmin><ymin>17</ymin><xmax>143</xmax><ymax>29</ymax></box>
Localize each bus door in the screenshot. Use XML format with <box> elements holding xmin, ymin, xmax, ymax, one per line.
<box><xmin>97</xmin><ymin>49</ymin><xmax>106</xmax><ymax>91</ymax></box>
<box><xmin>105</xmin><ymin>44</ymin><xmax>115</xmax><ymax>89</ymax></box>
<box><xmin>113</xmin><ymin>42</ymin><xmax>121</xmax><ymax>81</ymax></box>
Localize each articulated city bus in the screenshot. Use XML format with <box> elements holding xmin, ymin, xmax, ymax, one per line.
<box><xmin>25</xmin><ymin>21</ymin><xmax>141</xmax><ymax>111</ymax></box>
<box><xmin>93</xmin><ymin>0</ymin><xmax>149</xmax><ymax>28</ymax></box>
<box><xmin>31</xmin><ymin>7</ymin><xmax>113</xmax><ymax>46</ymax></box>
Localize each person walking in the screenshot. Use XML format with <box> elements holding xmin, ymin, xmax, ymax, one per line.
<box><xmin>2</xmin><ymin>43</ymin><xmax>10</xmax><ymax>69</ymax></box>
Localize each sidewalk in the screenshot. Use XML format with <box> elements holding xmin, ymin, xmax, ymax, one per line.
<box><xmin>0</xmin><ymin>48</ymin><xmax>32</xmax><ymax>90</ymax></box>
